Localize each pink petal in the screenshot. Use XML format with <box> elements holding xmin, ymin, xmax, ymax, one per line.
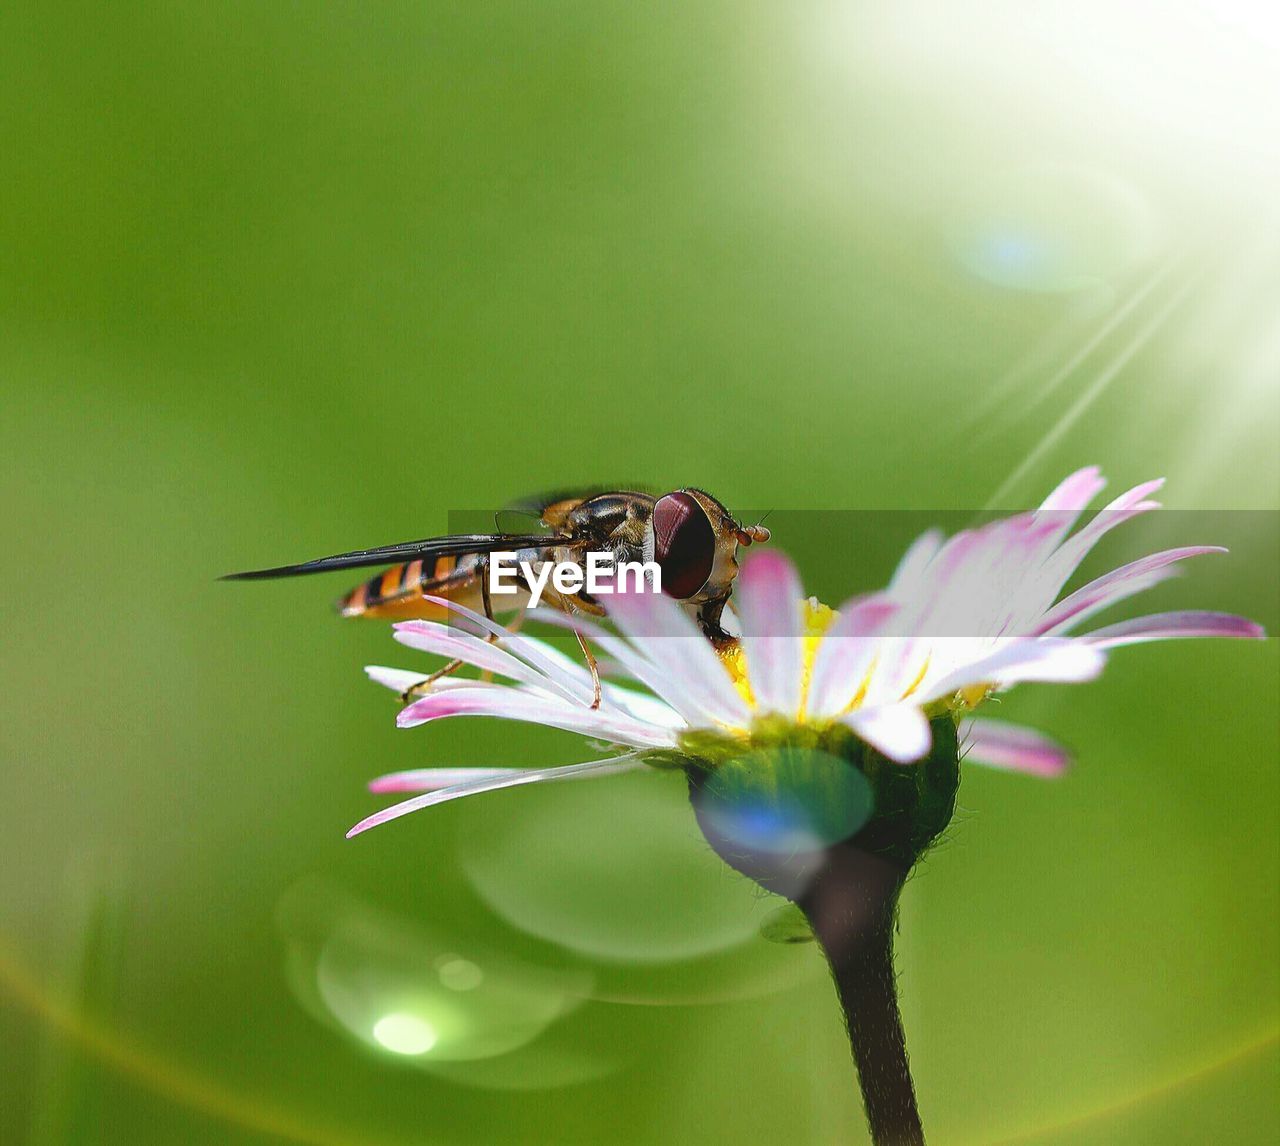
<box><xmin>1083</xmin><ymin>611</ymin><xmax>1266</xmax><ymax>648</ymax></box>
<box><xmin>369</xmin><ymin>767</ymin><xmax>525</xmax><ymax>793</ymax></box>
<box><xmin>1037</xmin><ymin>466</ymin><xmax>1107</xmax><ymax>513</ymax></box>
<box><xmin>396</xmin><ymin>685</ymin><xmax>676</xmax><ymax>748</ymax></box>
<box><xmin>919</xmin><ymin>527</ymin><xmax>985</xmax><ymax>591</ymax></box>
<box><xmin>843</xmin><ymin>704</ymin><xmax>933</xmax><ymax>764</ymax></box>
<box><xmin>1034</xmin><ymin>547</ymin><xmax>1227</xmax><ymax>635</ymax></box>
<box><xmin>998</xmin><ymin>513</ymin><xmax>1074</xmax><ymax>584</ymax></box>
<box><xmin>1041</xmin><ymin>479</ymin><xmax>1165</xmax><ymax>594</ymax></box>
<box><xmin>806</xmin><ymin>595</ymin><xmax>899</xmax><ymax>719</ymax></box>
<box><xmin>963</xmin><ymin>719</ymin><xmax>1070</xmax><ymax>777</ymax></box>
<box><xmin>923</xmin><ymin>638</ymin><xmax>1106</xmax><ymax>700</ymax></box>
<box><xmin>348</xmin><ymin>756</ymin><xmax>642</xmax><ymax>837</ymax></box>
<box><xmin>1092</xmin><ymin>477</ymin><xmax>1165</xmax><ymax>522</ymax></box>
<box><xmin>1030</xmin><ymin>467</ymin><xmax>1110</xmax><ymax>557</ymax></box>
<box><xmin>737</xmin><ymin>551</ymin><xmax>805</xmax><ymax>717</ymax></box>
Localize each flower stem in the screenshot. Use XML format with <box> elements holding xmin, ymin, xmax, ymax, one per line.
<box><xmin>796</xmin><ymin>844</ymin><xmax>924</xmax><ymax>1146</ymax></box>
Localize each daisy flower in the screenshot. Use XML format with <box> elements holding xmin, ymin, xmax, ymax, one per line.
<box><xmin>349</xmin><ymin>467</ymin><xmax>1263</xmax><ymax>838</ymax></box>
<box><xmin>344</xmin><ymin>467</ymin><xmax>1264</xmax><ymax>1146</ymax></box>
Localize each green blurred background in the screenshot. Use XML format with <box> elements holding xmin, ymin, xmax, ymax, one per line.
<box><xmin>2</xmin><ymin>3</ymin><xmax>1277</xmax><ymax>1143</ymax></box>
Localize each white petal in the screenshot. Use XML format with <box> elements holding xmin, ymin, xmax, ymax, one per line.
<box><xmin>923</xmin><ymin>639</ymin><xmax>1106</xmax><ymax>700</ymax></box>
<box><xmin>365</xmin><ymin>670</ymin><xmax>527</xmax><ymax>696</ymax></box>
<box><xmin>509</xmin><ymin>634</ymin><xmax>682</xmax><ymax>728</ymax></box>
<box><xmin>806</xmin><ymin>595</ymin><xmax>898</xmax><ymax>719</ymax></box>
<box><xmin>393</xmin><ymin>621</ymin><xmax>580</xmax><ymax>703</ymax></box>
<box><xmin>594</xmin><ymin>587</ymin><xmax>752</xmax><ymax>728</ymax></box>
<box><xmin>348</xmin><ymin>755</ymin><xmax>643</xmax><ymax>837</ymax></box>
<box><xmin>860</xmin><ymin>636</ymin><xmax>930</xmax><ymax>707</ymax></box>
<box><xmin>397</xmin><ymin>685</ymin><xmax>677</xmax><ymax>748</ymax></box>
<box><xmin>737</xmin><ymin>551</ymin><xmax>806</xmax><ymax>717</ymax></box>
<box><xmin>843</xmin><ymin>704</ymin><xmax>933</xmax><ymax>764</ymax></box>
<box><xmin>419</xmin><ymin>594</ymin><xmax>596</xmax><ymax>705</ymax></box>
<box><xmin>531</xmin><ymin>607</ymin><xmax>733</xmax><ymax>728</ymax></box>
<box><xmin>366</xmin><ymin>665</ymin><xmax>430</xmax><ymax>693</ymax></box>
<box><xmin>889</xmin><ymin>528</ymin><xmax>944</xmax><ymax>595</ymax></box>
<box><xmin>603</xmin><ymin>686</ymin><xmax>686</xmax><ymax>729</ymax></box>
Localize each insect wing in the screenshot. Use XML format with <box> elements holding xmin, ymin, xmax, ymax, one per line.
<box><xmin>222</xmin><ymin>534</ymin><xmax>569</xmax><ymax>581</ymax></box>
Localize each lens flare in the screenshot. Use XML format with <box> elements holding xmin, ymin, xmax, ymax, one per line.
<box><xmin>947</xmin><ymin>164</ymin><xmax>1159</xmax><ymax>292</ymax></box>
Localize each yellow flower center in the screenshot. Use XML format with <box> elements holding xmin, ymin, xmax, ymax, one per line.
<box><xmin>714</xmin><ymin>641</ymin><xmax>751</xmax><ymax>701</ymax></box>
<box><xmin>716</xmin><ymin>598</ymin><xmax>838</xmax><ymax>719</ymax></box>
<box><xmin>714</xmin><ymin>599</ymin><xmax>988</xmax><ymax>728</ymax></box>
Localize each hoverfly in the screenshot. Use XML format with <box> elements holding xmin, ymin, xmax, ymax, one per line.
<box><xmin>224</xmin><ymin>488</ymin><xmax>769</xmax><ymax>706</ymax></box>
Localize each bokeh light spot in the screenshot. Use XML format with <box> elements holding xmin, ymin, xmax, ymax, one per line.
<box><xmin>457</xmin><ymin>770</ymin><xmax>773</xmax><ymax>963</ymax></box>
<box><xmin>436</xmin><ymin>956</ymin><xmax>485</xmax><ymax>992</ymax></box>
<box><xmin>371</xmin><ymin>1013</ymin><xmax>438</xmax><ymax>1056</ymax></box>
<box><xmin>276</xmin><ymin>880</ymin><xmax>596</xmax><ymax>1076</ymax></box>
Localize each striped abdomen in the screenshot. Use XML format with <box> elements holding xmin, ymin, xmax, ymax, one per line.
<box><xmin>338</xmin><ymin>553</ymin><xmax>484</xmax><ymax>620</ymax></box>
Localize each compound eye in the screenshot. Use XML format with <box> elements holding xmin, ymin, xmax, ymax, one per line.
<box><xmin>652</xmin><ymin>492</ymin><xmax>716</xmax><ymax>599</ymax></box>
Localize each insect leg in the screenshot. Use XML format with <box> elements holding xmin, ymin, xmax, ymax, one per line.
<box><xmin>477</xmin><ymin>554</ymin><xmax>500</xmax><ymax>684</ymax></box>
<box><xmin>697</xmin><ymin>593</ymin><xmax>735</xmax><ymax>645</ymax></box>
<box><xmin>400</xmin><ymin>556</ymin><xmax>504</xmax><ymax>703</ymax></box>
<box><xmin>574</xmin><ymin>628</ymin><xmax>603</xmax><ymax>710</ymax></box>
<box><xmin>480</xmin><ymin>552</ymin><xmax>494</xmax><ymax>621</ymax></box>
<box><xmin>399</xmin><ymin>658</ymin><xmax>465</xmax><ymax>703</ymax></box>
<box><xmin>536</xmin><ymin>582</ymin><xmax>603</xmax><ymax>710</ymax></box>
